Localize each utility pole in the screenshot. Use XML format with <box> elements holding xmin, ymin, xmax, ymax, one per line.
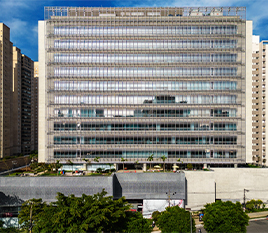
<box><xmin>29</xmin><ymin>202</ymin><xmax>33</xmax><ymax>233</ymax></box>
<box><xmin>190</xmin><ymin>211</ymin><xmax>192</xmax><ymax>233</ymax></box>
<box><xmin>166</xmin><ymin>189</ymin><xmax>176</xmax><ymax>207</ymax></box>
<box><xmin>243</xmin><ymin>189</ymin><xmax>249</xmax><ymax>211</ymax></box>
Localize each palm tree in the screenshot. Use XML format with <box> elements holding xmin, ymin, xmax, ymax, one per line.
<box><xmin>134</xmin><ymin>160</ymin><xmax>139</xmax><ymax>170</ymax></box>
<box><xmin>83</xmin><ymin>158</ymin><xmax>91</xmax><ymax>171</ymax></box>
<box><xmin>67</xmin><ymin>160</ymin><xmax>74</xmax><ymax>171</ymax></box>
<box><xmin>107</xmin><ymin>163</ymin><xmax>113</xmax><ymax>173</ymax></box>
<box><xmin>94</xmin><ymin>156</ymin><xmax>100</xmax><ymax>163</ymax></box>
<box><xmin>161</xmin><ymin>155</ymin><xmax>167</xmax><ymax>172</ymax></box>
<box><xmin>55</xmin><ymin>160</ymin><xmax>62</xmax><ymax>176</ymax></box>
<box><xmin>177</xmin><ymin>158</ymin><xmax>183</xmax><ymax>172</ymax></box>
<box><xmin>121</xmin><ymin>157</ymin><xmax>127</xmax><ymax>170</ymax></box>
<box><xmin>147</xmin><ymin>154</ymin><xmax>154</xmax><ymax>170</ymax></box>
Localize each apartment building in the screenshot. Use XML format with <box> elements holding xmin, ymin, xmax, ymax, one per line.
<box><xmin>252</xmin><ymin>36</ymin><xmax>268</xmax><ymax>166</ymax></box>
<box><xmin>12</xmin><ymin>46</ymin><xmax>22</xmax><ymax>155</ymax></box>
<box><xmin>0</xmin><ymin>22</ymin><xmax>37</xmax><ymax>158</ymax></box>
<box><xmin>39</xmin><ymin>7</ymin><xmax>252</xmax><ymax>167</ymax></box>
<box><xmin>21</xmin><ymin>55</ymin><xmax>34</xmax><ymax>154</ymax></box>
<box><xmin>0</xmin><ymin>23</ymin><xmax>13</xmax><ymax>158</ymax></box>
<box><xmin>33</xmin><ymin>62</ymin><xmax>38</xmax><ymax>151</ymax></box>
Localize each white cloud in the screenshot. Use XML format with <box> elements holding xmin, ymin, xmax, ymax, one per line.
<box><xmin>0</xmin><ymin>0</ymin><xmax>40</xmax><ymax>50</ymax></box>
<box><xmin>0</xmin><ymin>0</ymin><xmax>30</xmax><ymax>18</ymax></box>
<box><xmin>5</xmin><ymin>18</ymin><xmax>27</xmax><ymax>33</ymax></box>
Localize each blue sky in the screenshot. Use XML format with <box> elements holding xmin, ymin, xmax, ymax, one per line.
<box><xmin>0</xmin><ymin>0</ymin><xmax>267</xmax><ymax>61</ymax></box>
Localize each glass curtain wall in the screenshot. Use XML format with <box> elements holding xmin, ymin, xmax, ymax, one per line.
<box><xmin>44</xmin><ymin>7</ymin><xmax>246</xmax><ymax>164</ymax></box>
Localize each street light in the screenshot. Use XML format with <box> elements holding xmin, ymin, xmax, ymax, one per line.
<box><xmin>244</xmin><ymin>189</ymin><xmax>249</xmax><ymax>211</ymax></box>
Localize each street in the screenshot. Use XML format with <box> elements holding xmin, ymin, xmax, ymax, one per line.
<box><xmin>247</xmin><ymin>219</ymin><xmax>268</xmax><ymax>233</ymax></box>
<box><xmin>195</xmin><ymin>219</ymin><xmax>268</xmax><ymax>233</ymax></box>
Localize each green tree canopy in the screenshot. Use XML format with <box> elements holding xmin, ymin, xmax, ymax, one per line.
<box><xmin>160</xmin><ymin>155</ymin><xmax>167</xmax><ymax>172</ymax></box>
<box><xmin>203</xmin><ymin>200</ymin><xmax>249</xmax><ymax>233</ymax></box>
<box><xmin>18</xmin><ymin>198</ymin><xmax>46</xmax><ymax>231</ymax></box>
<box><xmin>246</xmin><ymin>199</ymin><xmax>265</xmax><ymax>212</ymax></box>
<box><xmin>125</xmin><ymin>211</ymin><xmax>152</xmax><ymax>233</ymax></box>
<box><xmin>152</xmin><ymin>210</ymin><xmax>161</xmax><ymax>223</ymax></box>
<box><xmin>157</xmin><ymin>206</ymin><xmax>196</xmax><ymax>233</ymax></box>
<box><xmin>18</xmin><ymin>189</ymin><xmax>152</xmax><ymax>233</ymax></box>
<box><xmin>147</xmin><ymin>154</ymin><xmax>154</xmax><ymax>170</ymax></box>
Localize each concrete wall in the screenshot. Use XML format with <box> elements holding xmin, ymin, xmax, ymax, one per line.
<box><xmin>185</xmin><ymin>168</ymin><xmax>268</xmax><ymax>210</ymax></box>
<box><xmin>214</xmin><ymin>168</ymin><xmax>268</xmax><ymax>202</ymax></box>
<box><xmin>184</xmin><ymin>171</ymin><xmax>215</xmax><ymax>210</ymax></box>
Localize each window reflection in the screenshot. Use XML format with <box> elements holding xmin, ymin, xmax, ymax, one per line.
<box><xmin>54</xmin><ymin>122</ymin><xmax>237</xmax><ymax>131</ymax></box>
<box><xmin>54</xmin><ymin>26</ymin><xmax>237</xmax><ymax>36</ymax></box>
<box><xmin>54</xmin><ymin>81</ymin><xmax>237</xmax><ymax>91</ymax></box>
<box><xmin>54</xmin><ymin>39</ymin><xmax>238</xmax><ymax>50</ymax></box>
<box><xmin>54</xmin><ymin>136</ymin><xmax>237</xmax><ymax>145</ymax></box>
<box><xmin>54</xmin><ymin>53</ymin><xmax>237</xmax><ymax>63</ymax></box>
<box><xmin>54</xmin><ymin>67</ymin><xmax>237</xmax><ymax>77</ymax></box>
<box><xmin>53</xmin><ymin>150</ymin><xmax>237</xmax><ymax>159</ymax></box>
<box><xmin>54</xmin><ymin>108</ymin><xmax>237</xmax><ymax>118</ymax></box>
<box><xmin>54</xmin><ymin>95</ymin><xmax>237</xmax><ymax>105</ymax></box>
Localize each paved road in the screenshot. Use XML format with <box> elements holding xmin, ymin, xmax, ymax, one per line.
<box><xmin>195</xmin><ymin>219</ymin><xmax>268</xmax><ymax>233</ymax></box>
<box><xmin>248</xmin><ymin>219</ymin><xmax>268</xmax><ymax>233</ymax></box>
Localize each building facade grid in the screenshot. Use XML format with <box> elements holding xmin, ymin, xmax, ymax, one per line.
<box><xmin>252</xmin><ymin>36</ymin><xmax>267</xmax><ymax>166</ymax></box>
<box><xmin>40</xmin><ymin>7</ymin><xmax>247</xmax><ymax>165</ymax></box>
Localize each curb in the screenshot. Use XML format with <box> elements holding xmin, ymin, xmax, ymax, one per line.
<box><xmin>249</xmin><ymin>217</ymin><xmax>266</xmax><ymax>221</ymax></box>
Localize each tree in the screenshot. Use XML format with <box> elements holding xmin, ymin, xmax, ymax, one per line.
<box><xmin>29</xmin><ymin>151</ymin><xmax>38</xmax><ymax>161</ymax></box>
<box><xmin>0</xmin><ymin>219</ymin><xmax>21</xmax><ymax>233</ymax></box>
<box><xmin>67</xmin><ymin>159</ymin><xmax>74</xmax><ymax>171</ymax></box>
<box><xmin>23</xmin><ymin>155</ymin><xmax>30</xmax><ymax>172</ymax></box>
<box><xmin>134</xmin><ymin>160</ymin><xmax>139</xmax><ymax>170</ymax></box>
<box><xmin>83</xmin><ymin>158</ymin><xmax>91</xmax><ymax>171</ymax></box>
<box><xmin>147</xmin><ymin>154</ymin><xmax>154</xmax><ymax>170</ymax></box>
<box><xmin>246</xmin><ymin>199</ymin><xmax>265</xmax><ymax>212</ymax></box>
<box><xmin>121</xmin><ymin>157</ymin><xmax>127</xmax><ymax>170</ymax></box>
<box><xmin>125</xmin><ymin>211</ymin><xmax>152</xmax><ymax>233</ymax></box>
<box><xmin>107</xmin><ymin>163</ymin><xmax>113</xmax><ymax>173</ymax></box>
<box><xmin>18</xmin><ymin>198</ymin><xmax>46</xmax><ymax>231</ymax></box>
<box><xmin>96</xmin><ymin>167</ymin><xmax>103</xmax><ymax>173</ymax></box>
<box><xmin>49</xmin><ymin>160</ymin><xmax>62</xmax><ymax>175</ymax></box>
<box><xmin>161</xmin><ymin>155</ymin><xmax>167</xmax><ymax>172</ymax></box>
<box><xmin>18</xmin><ymin>189</ymin><xmax>152</xmax><ymax>233</ymax></box>
<box><xmin>94</xmin><ymin>156</ymin><xmax>100</xmax><ymax>163</ymax></box>
<box><xmin>203</xmin><ymin>200</ymin><xmax>249</xmax><ymax>233</ymax></box>
<box><xmin>152</xmin><ymin>210</ymin><xmax>161</xmax><ymax>224</ymax></box>
<box><xmin>157</xmin><ymin>206</ymin><xmax>196</xmax><ymax>233</ymax></box>
<box><xmin>177</xmin><ymin>158</ymin><xmax>183</xmax><ymax>172</ymax></box>
<box><xmin>187</xmin><ymin>163</ymin><xmax>193</xmax><ymax>170</ymax></box>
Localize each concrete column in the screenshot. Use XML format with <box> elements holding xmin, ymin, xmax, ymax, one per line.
<box><xmin>234</xmin><ymin>164</ymin><xmax>237</xmax><ymax>168</ymax></box>
<box><xmin>203</xmin><ymin>164</ymin><xmax>207</xmax><ymax>169</ymax></box>
<box><xmin>143</xmin><ymin>163</ymin><xmax>147</xmax><ymax>172</ymax></box>
<box><xmin>83</xmin><ymin>164</ymin><xmax>87</xmax><ymax>171</ymax></box>
<box><xmin>114</xmin><ymin>163</ymin><xmax>118</xmax><ymax>171</ymax></box>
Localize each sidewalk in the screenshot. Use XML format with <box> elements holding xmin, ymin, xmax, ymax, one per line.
<box><xmin>195</xmin><ymin>218</ymin><xmax>203</xmax><ymax>228</ymax></box>
<box><xmin>248</xmin><ymin>210</ymin><xmax>268</xmax><ymax>219</ymax></box>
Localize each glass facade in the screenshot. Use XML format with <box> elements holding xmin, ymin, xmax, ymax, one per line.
<box><xmin>43</xmin><ymin>7</ymin><xmax>246</xmax><ymax>164</ymax></box>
